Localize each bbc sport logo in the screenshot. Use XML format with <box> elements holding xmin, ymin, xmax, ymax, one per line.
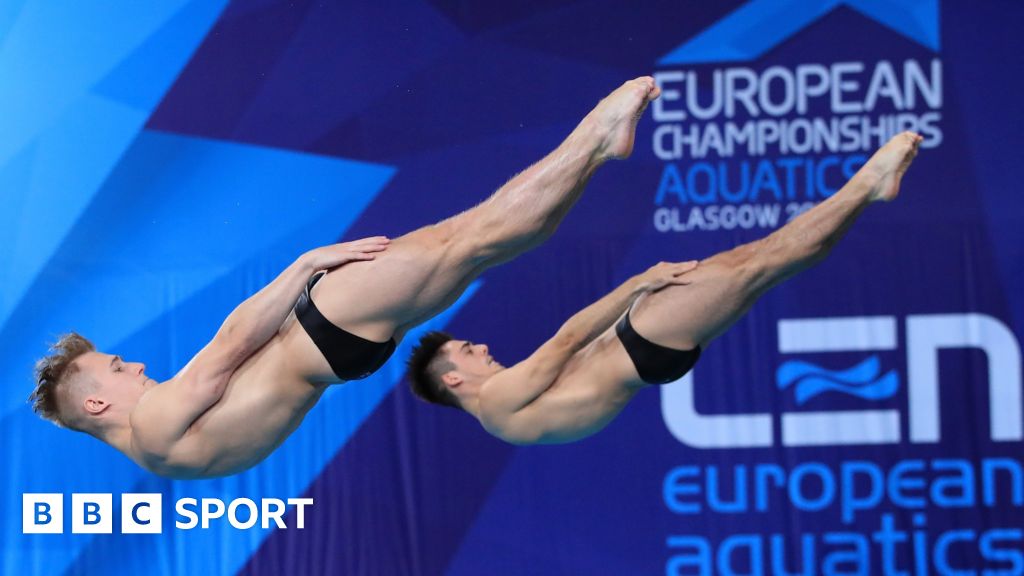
<box><xmin>22</xmin><ymin>493</ymin><xmax>313</xmax><ymax>534</ymax></box>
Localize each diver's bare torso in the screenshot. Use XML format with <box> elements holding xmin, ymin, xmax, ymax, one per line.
<box><xmin>480</xmin><ymin>322</ymin><xmax>646</xmax><ymax>445</ymax></box>
<box><xmin>130</xmin><ymin>280</ymin><xmax>356</xmax><ymax>478</ymax></box>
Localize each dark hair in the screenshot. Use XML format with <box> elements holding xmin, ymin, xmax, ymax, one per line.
<box><xmin>30</xmin><ymin>333</ymin><xmax>95</xmax><ymax>429</ymax></box>
<box><xmin>406</xmin><ymin>331</ymin><xmax>463</xmax><ymax>410</ymax></box>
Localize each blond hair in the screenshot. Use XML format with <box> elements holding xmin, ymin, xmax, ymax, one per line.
<box><xmin>30</xmin><ymin>333</ymin><xmax>95</xmax><ymax>429</ymax></box>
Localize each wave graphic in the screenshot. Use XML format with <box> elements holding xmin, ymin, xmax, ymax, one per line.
<box><xmin>776</xmin><ymin>356</ymin><xmax>900</xmax><ymax>405</ymax></box>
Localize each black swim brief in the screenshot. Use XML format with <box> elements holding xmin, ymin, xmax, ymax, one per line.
<box><xmin>615</xmin><ymin>309</ymin><xmax>700</xmax><ymax>384</ymax></box>
<box><xmin>294</xmin><ymin>271</ymin><xmax>397</xmax><ymax>380</ymax></box>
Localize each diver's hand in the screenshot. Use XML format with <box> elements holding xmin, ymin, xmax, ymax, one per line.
<box><xmin>304</xmin><ymin>236</ymin><xmax>390</xmax><ymax>270</ymax></box>
<box><xmin>635</xmin><ymin>260</ymin><xmax>699</xmax><ymax>293</ymax></box>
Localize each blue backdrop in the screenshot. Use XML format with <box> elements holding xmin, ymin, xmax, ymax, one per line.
<box><xmin>2</xmin><ymin>1</ymin><xmax>1022</xmax><ymax>575</ymax></box>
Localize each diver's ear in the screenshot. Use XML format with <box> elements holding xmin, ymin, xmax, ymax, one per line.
<box><xmin>83</xmin><ymin>396</ymin><xmax>109</xmax><ymax>416</ymax></box>
<box><xmin>441</xmin><ymin>372</ymin><xmax>463</xmax><ymax>388</ymax></box>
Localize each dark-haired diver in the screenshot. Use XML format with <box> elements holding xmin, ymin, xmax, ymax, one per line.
<box><xmin>407</xmin><ymin>133</ymin><xmax>922</xmax><ymax>444</ymax></box>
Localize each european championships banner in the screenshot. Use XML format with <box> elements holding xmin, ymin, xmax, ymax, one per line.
<box><xmin>2</xmin><ymin>1</ymin><xmax>1022</xmax><ymax>575</ymax></box>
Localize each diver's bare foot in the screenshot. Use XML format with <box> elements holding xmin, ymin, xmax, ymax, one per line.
<box><xmin>860</xmin><ymin>131</ymin><xmax>924</xmax><ymax>202</ymax></box>
<box><xmin>586</xmin><ymin>77</ymin><xmax>661</xmax><ymax>161</ymax></box>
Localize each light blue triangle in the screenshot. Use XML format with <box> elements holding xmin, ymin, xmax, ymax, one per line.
<box><xmin>659</xmin><ymin>0</ymin><xmax>938</xmax><ymax>65</ymax></box>
<box><xmin>0</xmin><ymin>0</ymin><xmax>229</xmax><ymax>332</ymax></box>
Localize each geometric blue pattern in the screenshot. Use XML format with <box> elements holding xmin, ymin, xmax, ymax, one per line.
<box><xmin>0</xmin><ymin>0</ymin><xmax>230</xmax><ymax>330</ymax></box>
<box><xmin>659</xmin><ymin>0</ymin><xmax>939</xmax><ymax>64</ymax></box>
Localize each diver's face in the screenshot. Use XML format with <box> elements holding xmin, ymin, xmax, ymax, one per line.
<box><xmin>444</xmin><ymin>339</ymin><xmax>503</xmax><ymax>378</ymax></box>
<box><xmin>76</xmin><ymin>351</ymin><xmax>152</xmax><ymax>409</ymax></box>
